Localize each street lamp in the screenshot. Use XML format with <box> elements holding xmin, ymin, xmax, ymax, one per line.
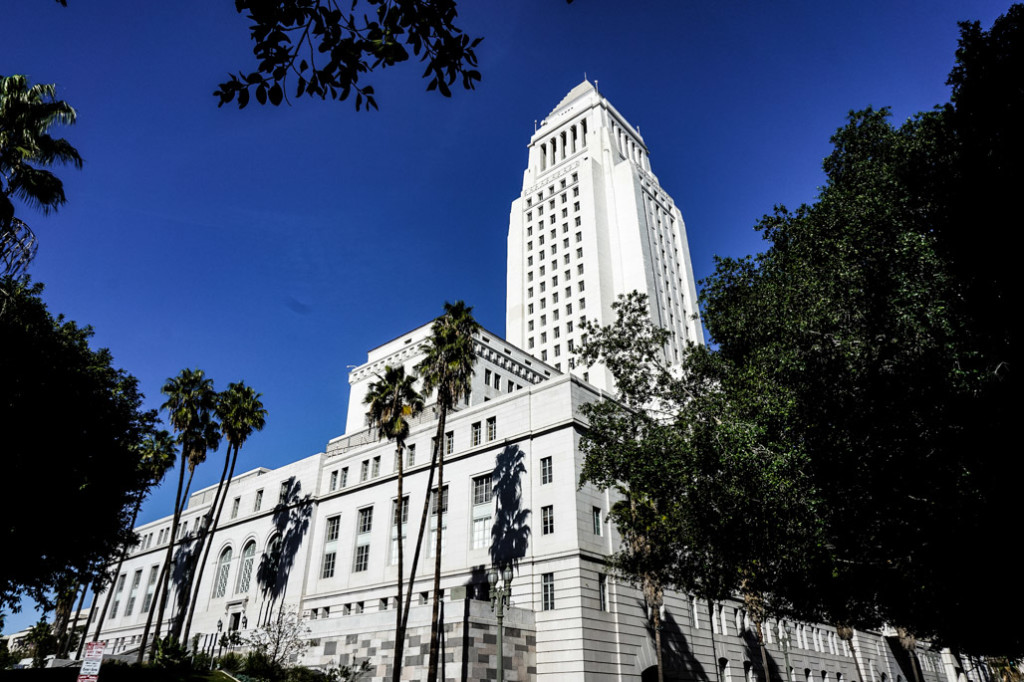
<box><xmin>241</xmin><ymin>615</ymin><xmax>248</xmax><ymax>630</ymax></box>
<box><xmin>781</xmin><ymin>622</ymin><xmax>792</xmax><ymax>682</ymax></box>
<box><xmin>216</xmin><ymin>619</ymin><xmax>224</xmax><ymax>659</ymax></box>
<box><xmin>488</xmin><ymin>565</ymin><xmax>514</xmax><ymax>682</ymax></box>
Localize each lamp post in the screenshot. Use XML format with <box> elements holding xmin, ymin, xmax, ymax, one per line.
<box><xmin>488</xmin><ymin>565</ymin><xmax>514</xmax><ymax>682</ymax></box>
<box><xmin>216</xmin><ymin>619</ymin><xmax>224</xmax><ymax>659</ymax></box>
<box><xmin>781</xmin><ymin>622</ymin><xmax>792</xmax><ymax>682</ymax></box>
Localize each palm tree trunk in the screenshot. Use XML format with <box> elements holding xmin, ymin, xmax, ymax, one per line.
<box><xmin>426</xmin><ymin>406</ymin><xmax>448</xmax><ymax>682</ymax></box>
<box><xmin>392</xmin><ymin>442</ymin><xmax>406</xmax><ymax>682</ymax></box>
<box><xmin>90</xmin><ymin>500</ymin><xmax>143</xmax><ymax>646</ymax></box>
<box><xmin>138</xmin><ymin>452</ymin><xmax>188</xmax><ymax>663</ymax></box>
<box><xmin>182</xmin><ymin>443</ymin><xmax>237</xmax><ymax>645</ymax></box>
<box><xmin>76</xmin><ymin>579</ymin><xmax>98</xmax><ymax>658</ymax></box>
<box><xmin>400</xmin><ymin>431</ymin><xmax>441</xmax><ymax>639</ymax></box>
<box><xmin>837</xmin><ymin>625</ymin><xmax>867</xmax><ymax>682</ymax></box>
<box><xmin>64</xmin><ymin>579</ymin><xmax>90</xmax><ymax>658</ymax></box>
<box><xmin>151</xmin><ymin>462</ymin><xmax>198</xmax><ymax>656</ymax></box>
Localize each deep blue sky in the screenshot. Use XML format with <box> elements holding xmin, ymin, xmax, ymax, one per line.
<box><xmin>3</xmin><ymin>0</ymin><xmax>1011</xmax><ymax>631</ymax></box>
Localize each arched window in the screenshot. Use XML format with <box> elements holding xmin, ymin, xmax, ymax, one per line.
<box><xmin>214</xmin><ymin>547</ymin><xmax>232</xmax><ymax>598</ymax></box>
<box><xmin>236</xmin><ymin>541</ymin><xmax>256</xmax><ymax>594</ymax></box>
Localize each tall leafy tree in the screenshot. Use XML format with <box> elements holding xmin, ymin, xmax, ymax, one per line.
<box><xmin>579</xmin><ymin>293</ymin><xmax>820</xmax><ymax>682</ymax></box>
<box><xmin>215</xmin><ymin>0</ymin><xmax>484</xmax><ymax>111</ymax></box>
<box><xmin>138</xmin><ymin>369</ymin><xmax>221</xmax><ymax>662</ymax></box>
<box><xmin>88</xmin><ymin>431</ymin><xmax>176</xmax><ymax>650</ymax></box>
<box><xmin>364</xmin><ymin>365</ymin><xmax>423</xmax><ymax>682</ymax></box>
<box><xmin>0</xmin><ymin>75</ymin><xmax>81</xmax><ymax>277</ymax></box>
<box><xmin>415</xmin><ymin>301</ymin><xmax>478</xmax><ymax>682</ymax></box>
<box><xmin>699</xmin><ymin>4</ymin><xmax>1022</xmax><ymax>655</ymax></box>
<box><xmin>1</xmin><ymin>277</ymin><xmax>159</xmax><ymax>616</ymax></box>
<box><xmin>181</xmin><ymin>382</ymin><xmax>267</xmax><ymax>644</ymax></box>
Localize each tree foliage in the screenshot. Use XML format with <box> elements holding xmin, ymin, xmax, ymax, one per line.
<box><xmin>0</xmin><ymin>277</ymin><xmax>158</xmax><ymax>613</ymax></box>
<box><xmin>0</xmin><ymin>75</ymin><xmax>81</xmax><ymax>276</ymax></box>
<box><xmin>214</xmin><ymin>0</ymin><xmax>484</xmax><ymax>111</ymax></box>
<box><xmin>578</xmin><ymin>294</ymin><xmax>819</xmax><ymax>682</ymax></box>
<box><xmin>699</xmin><ymin>4</ymin><xmax>1022</xmax><ymax>655</ymax></box>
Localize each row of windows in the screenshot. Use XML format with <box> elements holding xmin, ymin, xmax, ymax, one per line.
<box><xmin>536</xmin><ymin>118</ymin><xmax>587</xmax><ymax>171</ymax></box>
<box><xmin>319</xmin><ymin>468</ymin><xmax>599</xmax><ymax>579</ymax></box>
<box><xmin>524</xmin><ymin>186</ymin><xmax>580</xmax><ymax>223</ymax></box>
<box><xmin>483</xmin><ymin>369</ymin><xmax>524</xmax><ymax>395</ymax></box>
<box><xmin>327</xmin><ymin>419</ymin><xmax>500</xmax><ymax>494</ymax></box>
<box><xmin>525</xmin><ymin>173</ymin><xmax>580</xmax><ymax>209</ymax></box>
<box><xmin>526</xmin><ymin>275</ymin><xmax>585</xmax><ymax>300</ymax></box>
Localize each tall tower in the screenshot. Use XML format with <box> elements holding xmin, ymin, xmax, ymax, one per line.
<box><xmin>506</xmin><ymin>80</ymin><xmax>704</xmax><ymax>392</ymax></box>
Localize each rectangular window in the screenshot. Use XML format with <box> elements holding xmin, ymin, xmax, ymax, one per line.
<box><xmin>329</xmin><ymin>470</ymin><xmax>338</xmax><ymax>491</ymax></box>
<box><xmin>599</xmin><ymin>574</ymin><xmax>607</xmax><ymax>612</ymax></box>
<box><xmin>279</xmin><ymin>481</ymin><xmax>289</xmax><ymax>503</ymax></box>
<box><xmin>486</xmin><ymin>417</ymin><xmax>497</xmax><ymax>441</ymax></box>
<box><xmin>393</xmin><ymin>496</ymin><xmax>410</xmax><ymax>526</ymax></box>
<box><xmin>407</xmin><ymin>444</ymin><xmax>416</xmax><ymax>467</ymax></box>
<box><xmin>471</xmin><ymin>422</ymin><xmax>482</xmax><ymax>447</ymax></box>
<box><xmin>445</xmin><ymin>431</ymin><xmax>454</xmax><ymax>455</ymax></box>
<box><xmin>507</xmin><ymin>379</ymin><xmax>514</xmax><ymax>393</ymax></box>
<box><xmin>593</xmin><ymin>507</ymin><xmax>602</xmax><ymax>535</ymax></box>
<box><xmin>484</xmin><ymin>368</ymin><xmax>491</xmax><ymax>386</ymax></box>
<box><xmin>358</xmin><ymin>507</ymin><xmax>373</xmax><ymax>534</ymax></box>
<box><xmin>125</xmin><ymin>569</ymin><xmax>142</xmax><ymax>616</ymax></box>
<box><xmin>542</xmin><ymin>505</ymin><xmax>554</xmax><ymax>535</ymax></box>
<box><xmin>141</xmin><ymin>565</ymin><xmax>158</xmax><ymax>613</ymax></box>
<box><xmin>493</xmin><ymin>372</ymin><xmax>501</xmax><ymax>389</ymax></box>
<box><xmin>372</xmin><ymin>455</ymin><xmax>381</xmax><ymax>477</ymax></box>
<box><xmin>472</xmin><ymin>516</ymin><xmax>490</xmax><ymax>550</ymax></box>
<box><xmin>231</xmin><ymin>497</ymin><xmax>240</xmax><ymax>519</ymax></box>
<box><xmin>541</xmin><ymin>456</ymin><xmax>552</xmax><ymax>484</ymax></box>
<box><xmin>353</xmin><ymin>545</ymin><xmax>369</xmax><ymax>572</ymax></box>
<box><xmin>321</xmin><ymin>551</ymin><xmax>336</xmax><ymax>579</ymax></box>
<box><xmin>361</xmin><ymin>460</ymin><xmax>369</xmax><ymax>482</ymax></box>
<box><xmin>326</xmin><ymin>515</ymin><xmax>340</xmax><ymax>542</ymax></box>
<box><xmin>473</xmin><ymin>475</ymin><xmax>493</xmax><ymax>506</ymax></box>
<box><xmin>430</xmin><ymin>485</ymin><xmax>449</xmax><ymax>514</ymax></box>
<box><xmin>110</xmin><ymin>573</ymin><xmax>126</xmax><ymax>618</ymax></box>
<box><xmin>254</xmin><ymin>489</ymin><xmax>263</xmax><ymax>511</ymax></box>
<box><xmin>340</xmin><ymin>467</ymin><xmax>348</xmax><ymax>487</ymax></box>
<box><xmin>542</xmin><ymin>573</ymin><xmax>555</xmax><ymax>610</ymax></box>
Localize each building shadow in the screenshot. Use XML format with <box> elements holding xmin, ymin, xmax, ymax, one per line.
<box><xmin>489</xmin><ymin>444</ymin><xmax>531</xmax><ymax>573</ymax></box>
<box><xmin>741</xmin><ymin>628</ymin><xmax>779</xmax><ymax>682</ymax></box>
<box><xmin>639</xmin><ymin>600</ymin><xmax>709</xmax><ymax>682</ymax></box>
<box><xmin>256</xmin><ymin>477</ymin><xmax>312</xmax><ymax>624</ymax></box>
<box><xmin>464</xmin><ymin>564</ymin><xmax>489</xmax><ymax>602</ymax></box>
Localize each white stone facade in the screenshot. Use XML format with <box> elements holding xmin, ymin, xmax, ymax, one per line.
<box><xmin>85</xmin><ymin>84</ymin><xmax>981</xmax><ymax>682</ymax></box>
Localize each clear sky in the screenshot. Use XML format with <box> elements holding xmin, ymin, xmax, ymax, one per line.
<box><xmin>2</xmin><ymin>0</ymin><xmax>1012</xmax><ymax>633</ymax></box>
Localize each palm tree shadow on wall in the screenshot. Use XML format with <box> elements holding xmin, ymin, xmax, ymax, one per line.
<box><xmin>490</xmin><ymin>444</ymin><xmax>531</xmax><ymax>572</ymax></box>
<box><xmin>170</xmin><ymin>539</ymin><xmax>198</xmax><ymax>634</ymax></box>
<box><xmin>256</xmin><ymin>477</ymin><xmax>312</xmax><ymax>625</ymax></box>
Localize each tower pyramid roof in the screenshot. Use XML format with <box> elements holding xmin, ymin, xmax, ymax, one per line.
<box><xmin>547</xmin><ymin>80</ymin><xmax>596</xmax><ymax>118</ymax></box>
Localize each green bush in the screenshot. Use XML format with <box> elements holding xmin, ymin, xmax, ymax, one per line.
<box><xmin>218</xmin><ymin>652</ymin><xmax>244</xmax><ymax>673</ymax></box>
<box><xmin>242</xmin><ymin>650</ymin><xmax>283</xmax><ymax>682</ymax></box>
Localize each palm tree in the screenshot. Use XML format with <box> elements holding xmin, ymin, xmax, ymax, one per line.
<box><xmin>364</xmin><ymin>365</ymin><xmax>424</xmax><ymax>682</ymax></box>
<box><xmin>181</xmin><ymin>382</ymin><xmax>267</xmax><ymax>644</ymax></box>
<box><xmin>0</xmin><ymin>74</ymin><xmax>82</xmax><ymax>276</ymax></box>
<box><xmin>88</xmin><ymin>431</ymin><xmax>176</xmax><ymax>652</ymax></box>
<box><xmin>138</xmin><ymin>369</ymin><xmax>221</xmax><ymax>663</ymax></box>
<box><xmin>415</xmin><ymin>301</ymin><xmax>478</xmax><ymax>682</ymax></box>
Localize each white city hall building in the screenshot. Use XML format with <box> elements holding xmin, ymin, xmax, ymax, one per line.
<box><xmin>89</xmin><ymin>82</ymin><xmax>976</xmax><ymax>682</ymax></box>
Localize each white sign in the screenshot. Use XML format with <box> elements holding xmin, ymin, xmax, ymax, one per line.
<box><xmin>77</xmin><ymin>641</ymin><xmax>105</xmax><ymax>682</ymax></box>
